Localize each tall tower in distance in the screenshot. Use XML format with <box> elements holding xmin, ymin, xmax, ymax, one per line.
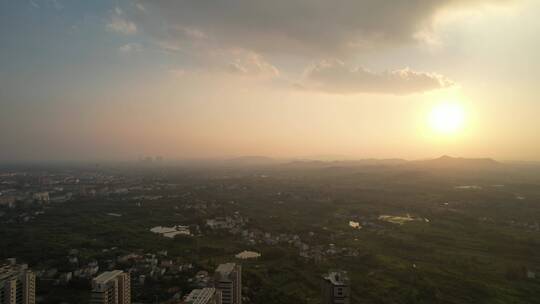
<box><xmin>214</xmin><ymin>263</ymin><xmax>241</xmax><ymax>304</ymax></box>
<box><xmin>322</xmin><ymin>270</ymin><xmax>350</xmax><ymax>304</ymax></box>
<box><xmin>0</xmin><ymin>259</ymin><xmax>36</xmax><ymax>304</ymax></box>
<box><xmin>90</xmin><ymin>270</ymin><xmax>131</xmax><ymax>304</ymax></box>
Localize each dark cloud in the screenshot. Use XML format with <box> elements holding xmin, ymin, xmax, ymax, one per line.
<box><xmin>302</xmin><ymin>60</ymin><xmax>453</xmax><ymax>95</ymax></box>
<box><xmin>136</xmin><ymin>0</ymin><xmax>504</xmax><ymax>56</ymax></box>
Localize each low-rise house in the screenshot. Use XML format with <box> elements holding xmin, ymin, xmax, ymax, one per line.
<box><xmin>33</xmin><ymin>192</ymin><xmax>50</xmax><ymax>203</ymax></box>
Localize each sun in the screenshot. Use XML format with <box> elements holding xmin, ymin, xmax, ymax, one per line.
<box><xmin>428</xmin><ymin>102</ymin><xmax>465</xmax><ymax>134</ymax></box>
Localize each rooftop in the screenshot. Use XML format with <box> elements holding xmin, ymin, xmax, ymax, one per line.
<box><xmin>324</xmin><ymin>271</ymin><xmax>349</xmax><ymax>286</ymax></box>
<box><xmin>185</xmin><ymin>287</ymin><xmax>217</xmax><ymax>304</ymax></box>
<box><xmin>0</xmin><ymin>260</ymin><xmax>30</xmax><ymax>282</ymax></box>
<box><xmin>94</xmin><ymin>270</ymin><xmax>124</xmax><ymax>284</ymax></box>
<box><xmin>216</xmin><ymin>263</ymin><xmax>236</xmax><ymax>275</ymax></box>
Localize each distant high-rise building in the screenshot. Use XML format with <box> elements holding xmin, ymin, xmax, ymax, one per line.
<box><xmin>322</xmin><ymin>270</ymin><xmax>350</xmax><ymax>304</ymax></box>
<box><xmin>0</xmin><ymin>259</ymin><xmax>36</xmax><ymax>304</ymax></box>
<box><xmin>185</xmin><ymin>287</ymin><xmax>222</xmax><ymax>304</ymax></box>
<box><xmin>214</xmin><ymin>263</ymin><xmax>241</xmax><ymax>304</ymax></box>
<box><xmin>90</xmin><ymin>270</ymin><xmax>130</xmax><ymax>304</ymax></box>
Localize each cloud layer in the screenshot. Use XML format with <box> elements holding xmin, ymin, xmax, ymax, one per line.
<box><xmin>137</xmin><ymin>0</ymin><xmax>503</xmax><ymax>56</ymax></box>
<box><xmin>107</xmin><ymin>8</ymin><xmax>137</xmax><ymax>35</ymax></box>
<box><xmin>121</xmin><ymin>1</ymin><xmax>506</xmax><ymax>94</ymax></box>
<box><xmin>226</xmin><ymin>52</ymin><xmax>279</xmax><ymax>77</ymax></box>
<box><xmin>302</xmin><ymin>60</ymin><xmax>453</xmax><ymax>95</ymax></box>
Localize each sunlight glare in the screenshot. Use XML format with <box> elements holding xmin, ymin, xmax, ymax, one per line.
<box><xmin>429</xmin><ymin>102</ymin><xmax>465</xmax><ymax>134</ymax></box>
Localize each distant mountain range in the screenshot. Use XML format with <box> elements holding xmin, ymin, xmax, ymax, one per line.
<box><xmin>412</xmin><ymin>155</ymin><xmax>500</xmax><ymax>168</ymax></box>
<box><xmin>225</xmin><ymin>156</ymin><xmax>279</xmax><ymax>166</ymax></box>
<box><xmin>217</xmin><ymin>155</ymin><xmax>502</xmax><ymax>170</ymax></box>
<box><xmin>163</xmin><ymin>155</ymin><xmax>503</xmax><ymax>170</ymax></box>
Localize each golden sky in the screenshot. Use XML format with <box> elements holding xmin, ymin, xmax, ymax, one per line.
<box><xmin>1</xmin><ymin>0</ymin><xmax>539</xmax><ymax>161</ymax></box>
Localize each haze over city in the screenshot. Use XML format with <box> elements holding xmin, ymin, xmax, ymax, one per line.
<box><xmin>2</xmin><ymin>0</ymin><xmax>539</xmax><ymax>162</ymax></box>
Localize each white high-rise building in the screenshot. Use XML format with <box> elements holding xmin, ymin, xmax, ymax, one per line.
<box><xmin>90</xmin><ymin>270</ymin><xmax>130</xmax><ymax>304</ymax></box>
<box><xmin>0</xmin><ymin>259</ymin><xmax>36</xmax><ymax>304</ymax></box>
<box><xmin>214</xmin><ymin>263</ymin><xmax>241</xmax><ymax>304</ymax></box>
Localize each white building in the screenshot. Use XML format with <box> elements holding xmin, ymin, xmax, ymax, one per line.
<box><xmin>185</xmin><ymin>287</ymin><xmax>222</xmax><ymax>304</ymax></box>
<box><xmin>0</xmin><ymin>259</ymin><xmax>36</xmax><ymax>304</ymax></box>
<box><xmin>90</xmin><ymin>270</ymin><xmax>130</xmax><ymax>304</ymax></box>
<box><xmin>214</xmin><ymin>263</ymin><xmax>241</xmax><ymax>304</ymax></box>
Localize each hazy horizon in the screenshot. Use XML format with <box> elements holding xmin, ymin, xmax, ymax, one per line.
<box><xmin>2</xmin><ymin>154</ymin><xmax>540</xmax><ymax>166</ymax></box>
<box><xmin>2</xmin><ymin>0</ymin><xmax>540</xmax><ymax>161</ymax></box>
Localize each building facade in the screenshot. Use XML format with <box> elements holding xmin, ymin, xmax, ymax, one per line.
<box><xmin>214</xmin><ymin>263</ymin><xmax>241</xmax><ymax>304</ymax></box>
<box><xmin>90</xmin><ymin>270</ymin><xmax>131</xmax><ymax>304</ymax></box>
<box><xmin>185</xmin><ymin>287</ymin><xmax>222</xmax><ymax>304</ymax></box>
<box><xmin>322</xmin><ymin>271</ymin><xmax>350</xmax><ymax>304</ymax></box>
<box><xmin>0</xmin><ymin>259</ymin><xmax>36</xmax><ymax>304</ymax></box>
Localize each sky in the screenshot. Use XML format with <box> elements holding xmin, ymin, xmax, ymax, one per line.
<box><xmin>1</xmin><ymin>0</ymin><xmax>539</xmax><ymax>161</ymax></box>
